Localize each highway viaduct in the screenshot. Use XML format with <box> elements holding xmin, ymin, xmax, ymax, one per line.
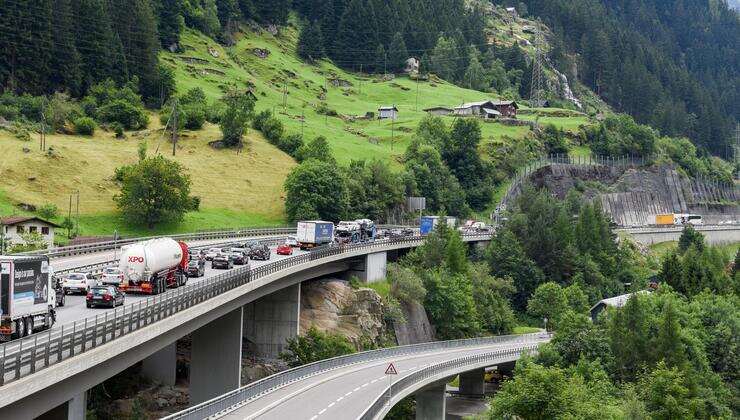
<box><xmin>0</xmin><ymin>234</ymin><xmax>492</xmax><ymax>420</ymax></box>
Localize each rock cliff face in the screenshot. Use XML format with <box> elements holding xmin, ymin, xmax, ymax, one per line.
<box><xmin>300</xmin><ymin>279</ymin><xmax>385</xmax><ymax>347</ymax></box>
<box><xmin>528</xmin><ymin>164</ymin><xmax>739</xmax><ymax>225</ymax></box>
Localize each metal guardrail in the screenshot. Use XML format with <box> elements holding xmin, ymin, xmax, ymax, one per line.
<box><xmin>51</xmin><ymin>236</ymin><xmax>292</xmax><ymax>278</ymax></box>
<box><xmin>15</xmin><ymin>227</ymin><xmax>298</xmax><ymax>259</ymax></box>
<box><xmin>164</xmin><ymin>333</ymin><xmax>545</xmax><ymax>420</ymax></box>
<box><xmin>0</xmin><ymin>234</ymin><xmax>491</xmax><ymax>388</ymax></box>
<box><xmin>359</xmin><ymin>344</ymin><xmax>541</xmax><ymax>420</ymax></box>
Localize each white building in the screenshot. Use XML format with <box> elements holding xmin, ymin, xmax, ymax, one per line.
<box><xmin>1</xmin><ymin>216</ymin><xmax>60</xmax><ymax>250</ymax></box>
<box><xmin>378</xmin><ymin>105</ymin><xmax>399</xmax><ymax>120</ymax></box>
<box><xmin>590</xmin><ymin>290</ymin><xmax>651</xmax><ymax>321</ymax></box>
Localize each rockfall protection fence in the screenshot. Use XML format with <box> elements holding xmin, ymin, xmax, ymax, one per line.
<box><xmin>0</xmin><ymin>234</ymin><xmax>491</xmax><ymax>388</ymax></box>
<box><xmin>499</xmin><ymin>153</ymin><xmax>648</xmax><ymax>211</ymax></box>
<box><xmin>358</xmin><ymin>343</ymin><xmax>542</xmax><ymax>420</ymax></box>
<box><xmin>164</xmin><ymin>334</ymin><xmax>546</xmax><ymax>420</ymax></box>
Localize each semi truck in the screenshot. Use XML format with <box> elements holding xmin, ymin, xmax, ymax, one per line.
<box><xmin>655</xmin><ymin>213</ymin><xmax>703</xmax><ymax>226</ymax></box>
<box><xmin>118</xmin><ymin>238</ymin><xmax>189</xmax><ymax>294</ymax></box>
<box><xmin>0</xmin><ymin>256</ymin><xmax>58</xmax><ymax>341</ymax></box>
<box><xmin>335</xmin><ymin>219</ymin><xmax>376</xmax><ymax>244</ymax></box>
<box><xmin>420</xmin><ymin>216</ymin><xmax>458</xmax><ymax>235</ymax></box>
<box><xmin>296</xmin><ymin>221</ymin><xmax>334</xmax><ymax>250</ymax></box>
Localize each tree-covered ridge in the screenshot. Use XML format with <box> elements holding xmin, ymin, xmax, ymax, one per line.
<box><xmin>513</xmin><ymin>0</ymin><xmax>739</xmax><ymax>156</ymax></box>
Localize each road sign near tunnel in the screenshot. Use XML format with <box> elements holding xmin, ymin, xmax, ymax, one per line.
<box><xmin>385</xmin><ymin>363</ymin><xmax>398</xmax><ymax>375</ymax></box>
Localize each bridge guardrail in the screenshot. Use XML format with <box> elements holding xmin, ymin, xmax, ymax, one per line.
<box><xmin>359</xmin><ymin>344</ymin><xmax>541</xmax><ymax>420</ymax></box>
<box><xmin>15</xmin><ymin>227</ymin><xmax>298</xmax><ymax>259</ymax></box>
<box><xmin>164</xmin><ymin>334</ymin><xmax>545</xmax><ymax>420</ymax></box>
<box><xmin>16</xmin><ymin>225</ymin><xmax>412</xmax><ymax>260</ymax></box>
<box><xmin>0</xmin><ymin>234</ymin><xmax>491</xmax><ymax>389</ymax></box>
<box><xmin>51</xmin><ymin>236</ymin><xmax>292</xmax><ymax>278</ymax></box>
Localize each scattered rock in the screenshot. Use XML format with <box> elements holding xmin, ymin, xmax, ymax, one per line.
<box><xmin>253</xmin><ymin>48</ymin><xmax>270</xmax><ymax>59</ymax></box>
<box><xmin>329</xmin><ymin>78</ymin><xmax>353</xmax><ymax>88</ymax></box>
<box><xmin>22</xmin><ymin>147</ymin><xmax>30</xmax><ymax>153</ymax></box>
<box><xmin>27</xmin><ymin>176</ymin><xmax>36</xmax><ymax>181</ymax></box>
<box><xmin>179</xmin><ymin>56</ymin><xmax>209</xmax><ymax>65</ymax></box>
<box><xmin>266</xmin><ymin>24</ymin><xmax>278</xmax><ymax>35</ymax></box>
<box><xmin>207</xmin><ymin>46</ymin><xmax>219</xmax><ymax>58</ymax></box>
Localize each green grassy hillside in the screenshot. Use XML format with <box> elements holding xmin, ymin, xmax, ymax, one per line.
<box><xmin>0</xmin><ymin>22</ymin><xmax>593</xmax><ymax>240</ymax></box>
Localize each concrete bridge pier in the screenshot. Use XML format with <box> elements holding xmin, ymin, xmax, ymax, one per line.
<box><xmin>243</xmin><ymin>283</ymin><xmax>301</xmax><ymax>359</ymax></box>
<box><xmin>458</xmin><ymin>368</ymin><xmax>485</xmax><ymax>396</ymax></box>
<box><xmin>141</xmin><ymin>342</ymin><xmax>177</xmax><ymax>386</ymax></box>
<box><xmin>189</xmin><ymin>307</ymin><xmax>243</xmax><ymax>405</ymax></box>
<box><xmin>415</xmin><ymin>380</ymin><xmax>447</xmax><ymax>420</ymax></box>
<box><xmin>347</xmin><ymin>251</ymin><xmax>387</xmax><ymax>283</ymax></box>
<box><xmin>37</xmin><ymin>391</ymin><xmax>86</xmax><ymax>420</ymax></box>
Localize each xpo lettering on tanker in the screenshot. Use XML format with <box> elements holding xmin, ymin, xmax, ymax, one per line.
<box><xmin>118</xmin><ymin>238</ymin><xmax>189</xmax><ymax>294</ymax></box>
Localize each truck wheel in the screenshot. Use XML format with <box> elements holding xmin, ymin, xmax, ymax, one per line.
<box><xmin>13</xmin><ymin>319</ymin><xmax>24</xmax><ymax>339</ymax></box>
<box><xmin>25</xmin><ymin>317</ymin><xmax>33</xmax><ymax>336</ymax></box>
<box><xmin>45</xmin><ymin>312</ymin><xmax>53</xmax><ymax>329</ymax></box>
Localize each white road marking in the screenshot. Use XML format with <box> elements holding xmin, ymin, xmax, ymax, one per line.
<box><xmin>328</xmin><ymin>402</ymin><xmax>335</xmax><ymax>408</ymax></box>
<box><xmin>345</xmin><ymin>391</ymin><xmax>352</xmax><ymax>396</ymax></box>
<box><xmin>336</xmin><ymin>396</ymin><xmax>343</xmax><ymax>402</ymax></box>
<box><xmin>362</xmin><ymin>383</ymin><xmax>369</xmax><ymax>387</ymax></box>
<box><xmin>318</xmin><ymin>409</ymin><xmax>326</xmax><ymax>415</ymax></box>
<box><xmin>371</xmin><ymin>379</ymin><xmax>378</xmax><ymax>384</ymax></box>
<box><xmin>353</xmin><ymin>387</ymin><xmax>361</xmax><ymax>392</ymax></box>
<box><xmin>310</xmin><ymin>416</ymin><xmax>318</xmax><ymax>420</ymax></box>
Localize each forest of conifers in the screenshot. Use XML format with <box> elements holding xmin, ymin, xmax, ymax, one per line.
<box><xmin>0</xmin><ymin>0</ymin><xmax>737</xmax><ymax>157</ymax></box>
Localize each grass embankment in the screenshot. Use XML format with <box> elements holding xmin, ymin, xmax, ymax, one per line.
<box><xmin>0</xmin><ymin>119</ymin><xmax>292</xmax><ymax>237</ymax></box>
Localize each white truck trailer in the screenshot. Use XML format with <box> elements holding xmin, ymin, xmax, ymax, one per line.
<box><xmin>0</xmin><ymin>256</ymin><xmax>57</xmax><ymax>341</ymax></box>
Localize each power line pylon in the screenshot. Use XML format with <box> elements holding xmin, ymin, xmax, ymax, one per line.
<box><xmin>529</xmin><ymin>22</ymin><xmax>546</xmax><ymax>109</ymax></box>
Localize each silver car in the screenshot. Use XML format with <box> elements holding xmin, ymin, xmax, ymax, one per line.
<box><xmin>101</xmin><ymin>267</ymin><xmax>124</xmax><ymax>286</ymax></box>
<box><xmin>62</xmin><ymin>272</ymin><xmax>97</xmax><ymax>294</ymax></box>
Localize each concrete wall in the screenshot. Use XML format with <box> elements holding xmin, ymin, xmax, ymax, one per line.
<box><xmin>625</xmin><ymin>227</ymin><xmax>740</xmax><ymax>246</ymax></box>
<box><xmin>347</xmin><ymin>251</ymin><xmax>387</xmax><ymax>283</ymax></box>
<box><xmin>243</xmin><ymin>283</ymin><xmax>301</xmax><ymax>358</ymax></box>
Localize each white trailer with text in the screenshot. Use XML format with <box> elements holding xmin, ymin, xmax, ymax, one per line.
<box><xmin>0</xmin><ymin>256</ymin><xmax>57</xmax><ymax>340</ymax></box>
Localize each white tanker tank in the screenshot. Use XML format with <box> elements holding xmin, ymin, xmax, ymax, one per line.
<box><xmin>118</xmin><ymin>238</ymin><xmax>189</xmax><ymax>294</ymax></box>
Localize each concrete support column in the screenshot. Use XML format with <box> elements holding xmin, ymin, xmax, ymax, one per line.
<box><xmin>415</xmin><ymin>380</ymin><xmax>447</xmax><ymax>420</ymax></box>
<box><xmin>37</xmin><ymin>391</ymin><xmax>86</xmax><ymax>420</ymax></box>
<box><xmin>458</xmin><ymin>368</ymin><xmax>485</xmax><ymax>396</ymax></box>
<box><xmin>243</xmin><ymin>283</ymin><xmax>300</xmax><ymax>358</ymax></box>
<box><xmin>348</xmin><ymin>251</ymin><xmax>387</xmax><ymax>283</ymax></box>
<box><xmin>141</xmin><ymin>342</ymin><xmax>177</xmax><ymax>386</ymax></box>
<box><xmin>190</xmin><ymin>307</ymin><xmax>243</xmax><ymax>405</ymax></box>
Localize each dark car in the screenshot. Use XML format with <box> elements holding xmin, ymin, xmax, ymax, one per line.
<box><xmin>231</xmin><ymin>251</ymin><xmax>249</xmax><ymax>265</ymax></box>
<box><xmin>187</xmin><ymin>258</ymin><xmax>205</xmax><ymax>277</ymax></box>
<box><xmin>249</xmin><ymin>244</ymin><xmax>271</xmax><ymax>261</ymax></box>
<box><xmin>212</xmin><ymin>254</ymin><xmax>234</xmax><ymax>269</ymax></box>
<box><xmin>86</xmin><ymin>286</ymin><xmax>125</xmax><ymax>308</ymax></box>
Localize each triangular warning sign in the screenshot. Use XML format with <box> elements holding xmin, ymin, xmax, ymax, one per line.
<box><xmin>385</xmin><ymin>363</ymin><xmax>398</xmax><ymax>375</ymax></box>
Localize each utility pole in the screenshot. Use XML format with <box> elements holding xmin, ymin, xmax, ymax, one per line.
<box><xmin>735</xmin><ymin>122</ymin><xmax>740</xmax><ymax>181</ymax></box>
<box><xmin>301</xmin><ymin>106</ymin><xmax>305</xmax><ymax>138</ymax></box>
<box><xmin>171</xmin><ymin>98</ymin><xmax>178</xmax><ymax>157</ymax></box>
<box><xmin>39</xmin><ymin>100</ymin><xmax>46</xmax><ymax>151</ymax></box>
<box><xmin>75</xmin><ymin>190</ymin><xmax>80</xmax><ymax>237</ymax></box>
<box><xmin>415</xmin><ymin>62</ymin><xmax>421</xmax><ymax>111</ymax></box>
<box><xmin>529</xmin><ymin>21</ymin><xmax>546</xmax><ymax>109</ymax></box>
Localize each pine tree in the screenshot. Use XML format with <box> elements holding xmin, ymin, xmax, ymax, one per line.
<box><xmin>429</xmin><ymin>36</ymin><xmax>457</xmax><ymax>81</ymax></box>
<box><xmin>156</xmin><ymin>0</ymin><xmax>185</xmax><ymax>49</ymax></box>
<box><xmin>387</xmin><ymin>32</ymin><xmax>408</xmax><ymax>73</ymax></box>
<box><xmin>50</xmin><ymin>0</ymin><xmax>82</xmax><ymax>95</ymax></box>
<box><xmin>76</xmin><ymin>0</ymin><xmax>119</xmax><ymax>91</ymax></box>
<box><xmin>110</xmin><ymin>0</ymin><xmax>161</xmax><ymax>105</ymax></box>
<box><xmin>255</xmin><ymin>0</ymin><xmax>290</xmax><ymax>24</ymax></box>
<box><xmin>374</xmin><ymin>44</ymin><xmax>386</xmax><ymax>74</ymax></box>
<box><xmin>463</xmin><ymin>53</ymin><xmax>487</xmax><ymax>91</ymax></box>
<box><xmin>333</xmin><ymin>0</ymin><xmax>378</xmax><ymax>69</ymax></box>
<box><xmin>655</xmin><ymin>299</ymin><xmax>687</xmax><ymax>369</ymax></box>
<box><xmin>297</xmin><ymin>21</ymin><xmax>325</xmax><ymax>62</ymax></box>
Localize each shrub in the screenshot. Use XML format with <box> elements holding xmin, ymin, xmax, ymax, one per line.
<box><xmin>251</xmin><ymin>110</ymin><xmax>273</xmax><ymax>131</ymax></box>
<box><xmin>98</xmin><ymin>100</ymin><xmax>149</xmax><ymax>130</ymax></box>
<box><xmin>74</xmin><ymin>117</ymin><xmax>97</xmax><ymax>135</ymax></box>
<box><xmin>316</xmin><ymin>102</ymin><xmax>337</xmax><ymax>116</ymax></box>
<box><xmin>112</xmin><ymin>122</ymin><xmax>124</xmax><ymax>138</ymax></box>
<box><xmin>279</xmin><ymin>327</ymin><xmax>354</xmax><ymax>367</ymax></box>
<box><xmin>219</xmin><ymin>90</ymin><xmax>255</xmax><ymax>147</ymax></box>
<box><xmin>46</xmin><ymin>92</ymin><xmax>83</xmax><ymax>132</ymax></box>
<box><xmin>37</xmin><ymin>203</ymin><xmax>59</xmax><ymax>220</ymax></box>
<box><xmin>279</xmin><ymin>133</ymin><xmax>304</xmax><ymax>157</ymax></box>
<box><xmin>260</xmin><ymin>116</ymin><xmax>284</xmax><ymax>145</ymax></box>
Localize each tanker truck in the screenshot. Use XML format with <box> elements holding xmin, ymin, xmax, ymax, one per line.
<box><xmin>118</xmin><ymin>238</ymin><xmax>189</xmax><ymax>294</ymax></box>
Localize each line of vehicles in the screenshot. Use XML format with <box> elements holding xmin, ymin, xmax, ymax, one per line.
<box><xmin>655</xmin><ymin>213</ymin><xmax>703</xmax><ymax>226</ymax></box>
<box><xmin>0</xmin><ymin>217</ymin><xmax>493</xmax><ymax>341</ymax></box>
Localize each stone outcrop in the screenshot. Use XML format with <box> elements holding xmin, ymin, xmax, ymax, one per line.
<box><xmin>393</xmin><ymin>301</ymin><xmax>434</xmax><ymax>345</ymax></box>
<box><xmin>300</xmin><ymin>279</ymin><xmax>384</xmax><ymax>347</ymax></box>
